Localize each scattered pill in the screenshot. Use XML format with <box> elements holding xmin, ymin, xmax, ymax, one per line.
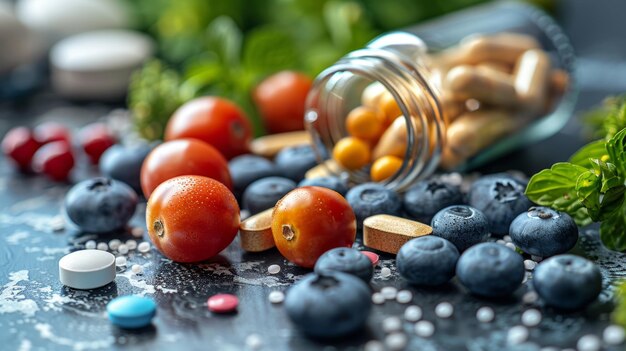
<box><xmin>603</xmin><ymin>325</ymin><xmax>625</xmax><ymax>345</ymax></box>
<box><xmin>108</xmin><ymin>239</ymin><xmax>121</xmax><ymax>251</ymax></box>
<box><xmin>267</xmin><ymin>264</ymin><xmax>281</xmax><ymax>275</ymax></box>
<box><xmin>505</xmin><ymin>242</ymin><xmax>517</xmax><ymax>251</ymax></box>
<box><xmin>524</xmin><ymin>260</ymin><xmax>537</xmax><ymax>271</ymax></box>
<box><xmin>59</xmin><ymin>249</ymin><xmax>116</xmax><ymax>289</ymax></box>
<box><xmin>503</xmin><ymin>235</ymin><xmax>512</xmax><ymax>242</ymax></box>
<box><xmin>137</xmin><ymin>242</ymin><xmax>150</xmax><ymax>253</ymax></box>
<box><xmin>97</xmin><ymin>242</ymin><xmax>108</xmax><ymax>251</ymax></box>
<box><xmin>385</xmin><ymin>332</ymin><xmax>408</xmax><ymax>351</ymax></box>
<box><xmin>396</xmin><ymin>290</ymin><xmax>413</xmax><ymax>304</ymax></box>
<box><xmin>435</xmin><ymin>302</ymin><xmax>454</xmax><ymax>319</ymax></box>
<box><xmin>476</xmin><ymin>306</ymin><xmax>495</xmax><ymax>323</ymax></box>
<box><xmin>85</xmin><ymin>240</ymin><xmax>96</xmax><ymax>249</ymax></box>
<box><xmin>496</xmin><ymin>240</ymin><xmax>506</xmax><ymax>245</ymax></box>
<box><xmin>521</xmin><ymin>309</ymin><xmax>542</xmax><ymax>327</ymax></box>
<box><xmin>507</xmin><ymin>325</ymin><xmax>529</xmax><ymax>345</ymax></box>
<box><xmin>381</xmin><ymin>286</ymin><xmax>397</xmax><ymax>300</ymax></box>
<box><xmin>380</xmin><ymin>267</ymin><xmax>392</xmax><ymax>278</ymax></box>
<box><xmin>404</xmin><ymin>305</ymin><xmax>422</xmax><ymax>322</ymax></box>
<box><xmin>115</xmin><ymin>256</ymin><xmax>127</xmax><ymax>267</ymax></box>
<box><xmin>522</xmin><ymin>291</ymin><xmax>539</xmax><ymax>304</ymax></box>
<box><xmin>382</xmin><ymin>317</ymin><xmax>403</xmax><ymax>333</ymax></box>
<box><xmin>250</xmin><ymin>131</ymin><xmax>311</xmax><ymax>158</ymax></box>
<box><xmin>131</xmin><ymin>227</ymin><xmax>144</xmax><ymax>238</ymax></box>
<box><xmin>576</xmin><ymin>334</ymin><xmax>601</xmax><ymax>351</ymax></box>
<box><xmin>364</xmin><ymin>340</ymin><xmax>385</xmax><ymax>351</ymax></box>
<box><xmin>268</xmin><ymin>291</ymin><xmax>285</xmax><ymax>304</ymax></box>
<box><xmin>107</xmin><ymin>295</ymin><xmax>156</xmax><ymax>329</ymax></box>
<box><xmin>245</xmin><ymin>334</ymin><xmax>263</xmax><ymax>350</ymax></box>
<box><xmin>207</xmin><ymin>294</ymin><xmax>239</xmax><ymax>313</ymax></box>
<box><xmin>125</xmin><ymin>240</ymin><xmax>137</xmax><ymax>250</ymax></box>
<box><xmin>131</xmin><ymin>264</ymin><xmax>143</xmax><ymax>275</ymax></box>
<box><xmin>239</xmin><ymin>208</ymin><xmax>276</xmax><ymax>252</ymax></box>
<box><xmin>363</xmin><ymin>214</ymin><xmax>432</xmax><ymax>254</ymax></box>
<box><xmin>361</xmin><ymin>251</ymin><xmax>380</xmax><ymax>266</ymax></box>
<box><xmin>415</xmin><ymin>320</ymin><xmax>435</xmax><ymax>337</ymax></box>
<box><xmin>118</xmin><ymin>244</ymin><xmax>129</xmax><ymax>255</ymax></box>
<box><xmin>372</xmin><ymin>293</ymin><xmax>385</xmax><ymax>305</ymax></box>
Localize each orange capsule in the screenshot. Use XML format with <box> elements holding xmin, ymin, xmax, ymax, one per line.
<box><xmin>345</xmin><ymin>106</ymin><xmax>384</xmax><ymax>141</ymax></box>
<box><xmin>370</xmin><ymin>155</ymin><xmax>403</xmax><ymax>182</ymax></box>
<box><xmin>378</xmin><ymin>92</ymin><xmax>403</xmax><ymax>125</ymax></box>
<box><xmin>332</xmin><ymin>137</ymin><xmax>371</xmax><ymax>171</ymax></box>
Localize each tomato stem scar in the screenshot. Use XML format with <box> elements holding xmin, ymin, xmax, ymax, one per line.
<box><xmin>154</xmin><ymin>219</ymin><xmax>165</xmax><ymax>238</ymax></box>
<box><xmin>282</xmin><ymin>224</ymin><xmax>295</xmax><ymax>241</ymax></box>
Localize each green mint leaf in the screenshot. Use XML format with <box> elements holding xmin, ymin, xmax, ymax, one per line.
<box><xmin>600</xmin><ymin>206</ymin><xmax>626</xmax><ymax>252</ymax></box>
<box><xmin>525</xmin><ymin>162</ymin><xmax>592</xmax><ymax>226</ymax></box>
<box><xmin>206</xmin><ymin>16</ymin><xmax>242</xmax><ymax>66</ymax></box>
<box><xmin>242</xmin><ymin>25</ymin><xmax>299</xmax><ymax>77</ymax></box>
<box><xmin>576</xmin><ymin>159</ymin><xmax>625</xmax><ymax>222</ymax></box>
<box><xmin>606</xmin><ymin>127</ymin><xmax>626</xmax><ymax>176</ymax></box>
<box><xmin>569</xmin><ymin>140</ymin><xmax>608</xmax><ymax>167</ymax></box>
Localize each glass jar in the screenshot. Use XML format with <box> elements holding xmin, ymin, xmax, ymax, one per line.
<box><xmin>305</xmin><ymin>1</ymin><xmax>576</xmax><ymax>192</ymax></box>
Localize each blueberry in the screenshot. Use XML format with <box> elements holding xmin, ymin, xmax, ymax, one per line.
<box><xmin>242</xmin><ymin>176</ymin><xmax>296</xmax><ymax>214</ymax></box>
<box><xmin>396</xmin><ymin>236</ymin><xmax>459</xmax><ymax>286</ymax></box>
<box><xmin>533</xmin><ymin>255</ymin><xmax>602</xmax><ymax>310</ymax></box>
<box><xmin>314</xmin><ymin>247</ymin><xmax>373</xmax><ymax>282</ymax></box>
<box><xmin>403</xmin><ymin>180</ymin><xmax>463</xmax><ymax>223</ymax></box>
<box><xmin>285</xmin><ymin>271</ymin><xmax>371</xmax><ymax>338</ymax></box>
<box><xmin>298</xmin><ymin>176</ymin><xmax>348</xmax><ymax>196</ymax></box>
<box><xmin>456</xmin><ymin>243</ymin><xmax>524</xmax><ymax>298</ymax></box>
<box><xmin>228</xmin><ymin>154</ymin><xmax>279</xmax><ymax>200</ymax></box>
<box><xmin>431</xmin><ymin>205</ymin><xmax>489</xmax><ymax>252</ymax></box>
<box><xmin>469</xmin><ymin>173</ymin><xmax>533</xmax><ymax>235</ymax></box>
<box><xmin>509</xmin><ymin>207</ymin><xmax>578</xmax><ymax>257</ymax></box>
<box><xmin>274</xmin><ymin>145</ymin><xmax>318</xmax><ymax>181</ymax></box>
<box><xmin>345</xmin><ymin>183</ymin><xmax>402</xmax><ymax>229</ymax></box>
<box><xmin>65</xmin><ymin>178</ymin><xmax>138</xmax><ymax>233</ymax></box>
<box><xmin>99</xmin><ymin>142</ymin><xmax>155</xmax><ymax>194</ymax></box>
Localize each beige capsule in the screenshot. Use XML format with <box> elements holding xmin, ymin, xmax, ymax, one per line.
<box><xmin>476</xmin><ymin>61</ymin><xmax>512</xmax><ymax>74</ymax></box>
<box><xmin>446</xmin><ymin>109</ymin><xmax>532</xmax><ymax>160</ymax></box>
<box><xmin>513</xmin><ymin>49</ymin><xmax>552</xmax><ymax>114</ymax></box>
<box><xmin>372</xmin><ymin>116</ymin><xmax>413</xmax><ymax>160</ymax></box>
<box><xmin>363</xmin><ymin>214</ymin><xmax>432</xmax><ymax>254</ymax></box>
<box><xmin>361</xmin><ymin>82</ymin><xmax>387</xmax><ymax>109</ymax></box>
<box><xmin>239</xmin><ymin>208</ymin><xmax>275</xmax><ymax>252</ymax></box>
<box><xmin>304</xmin><ymin>159</ymin><xmax>343</xmax><ymax>179</ymax></box>
<box><xmin>460</xmin><ymin>33</ymin><xmax>541</xmax><ymax>65</ymax></box>
<box><xmin>445</xmin><ymin>65</ymin><xmax>518</xmax><ymax>107</ymax></box>
<box><xmin>550</xmin><ymin>69</ymin><xmax>569</xmax><ymax>96</ymax></box>
<box><xmin>250</xmin><ymin>131</ymin><xmax>311</xmax><ymax>158</ymax></box>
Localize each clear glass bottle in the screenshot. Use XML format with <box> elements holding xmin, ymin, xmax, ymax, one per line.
<box><xmin>305</xmin><ymin>1</ymin><xmax>576</xmax><ymax>192</ymax></box>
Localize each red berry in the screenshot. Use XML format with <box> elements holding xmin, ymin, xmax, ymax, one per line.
<box><xmin>32</xmin><ymin>141</ymin><xmax>75</xmax><ymax>181</ymax></box>
<box><xmin>361</xmin><ymin>251</ymin><xmax>379</xmax><ymax>266</ymax></box>
<box><xmin>207</xmin><ymin>294</ymin><xmax>238</xmax><ymax>313</ymax></box>
<box><xmin>34</xmin><ymin>122</ymin><xmax>71</xmax><ymax>145</ymax></box>
<box><xmin>78</xmin><ymin>123</ymin><xmax>115</xmax><ymax>165</ymax></box>
<box><xmin>1</xmin><ymin>126</ymin><xmax>41</xmax><ymax>171</ymax></box>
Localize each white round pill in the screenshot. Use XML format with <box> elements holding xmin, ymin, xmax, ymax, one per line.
<box><xmin>115</xmin><ymin>256</ymin><xmax>127</xmax><ymax>267</ymax></box>
<box><xmin>577</xmin><ymin>334</ymin><xmax>601</xmax><ymax>351</ymax></box>
<box><xmin>372</xmin><ymin>293</ymin><xmax>385</xmax><ymax>305</ymax></box>
<box><xmin>117</xmin><ymin>244</ymin><xmax>128</xmax><ymax>255</ymax></box>
<box><xmin>381</xmin><ymin>286</ymin><xmax>397</xmax><ymax>300</ymax></box>
<box><xmin>476</xmin><ymin>306</ymin><xmax>495</xmax><ymax>323</ymax></box>
<box><xmin>131</xmin><ymin>264</ymin><xmax>143</xmax><ymax>275</ymax></box>
<box><xmin>435</xmin><ymin>302</ymin><xmax>454</xmax><ymax>318</ymax></box>
<box><xmin>396</xmin><ymin>290</ymin><xmax>413</xmax><ymax>304</ymax></box>
<box><xmin>380</xmin><ymin>267</ymin><xmax>392</xmax><ymax>278</ymax></box>
<box><xmin>96</xmin><ymin>242</ymin><xmax>108</xmax><ymax>251</ymax></box>
<box><xmin>268</xmin><ymin>291</ymin><xmax>285</xmax><ymax>304</ymax></box>
<box><xmin>384</xmin><ymin>332</ymin><xmax>407</xmax><ymax>351</ymax></box>
<box><xmin>125</xmin><ymin>240</ymin><xmax>137</xmax><ymax>250</ymax></box>
<box><xmin>85</xmin><ymin>240</ymin><xmax>96</xmax><ymax>249</ymax></box>
<box><xmin>364</xmin><ymin>340</ymin><xmax>385</xmax><ymax>351</ymax></box>
<box><xmin>108</xmin><ymin>239</ymin><xmax>121</xmax><ymax>251</ymax></box>
<box><xmin>415</xmin><ymin>320</ymin><xmax>435</xmax><ymax>337</ymax></box>
<box><xmin>137</xmin><ymin>242</ymin><xmax>151</xmax><ymax>253</ymax></box>
<box><xmin>404</xmin><ymin>305</ymin><xmax>422</xmax><ymax>322</ymax></box>
<box><xmin>267</xmin><ymin>264</ymin><xmax>281</xmax><ymax>275</ymax></box>
<box><xmin>59</xmin><ymin>249</ymin><xmax>115</xmax><ymax>289</ymax></box>
<box><xmin>382</xmin><ymin>316</ymin><xmax>402</xmax><ymax>333</ymax></box>
<box><xmin>603</xmin><ymin>325</ymin><xmax>625</xmax><ymax>345</ymax></box>
<box><xmin>507</xmin><ymin>325</ymin><xmax>529</xmax><ymax>345</ymax></box>
<box><xmin>521</xmin><ymin>309</ymin><xmax>542</xmax><ymax>327</ymax></box>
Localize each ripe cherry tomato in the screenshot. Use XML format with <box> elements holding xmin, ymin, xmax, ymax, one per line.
<box><xmin>32</xmin><ymin>141</ymin><xmax>75</xmax><ymax>181</ymax></box>
<box><xmin>1</xmin><ymin>126</ymin><xmax>41</xmax><ymax>171</ymax></box>
<box><xmin>146</xmin><ymin>175</ymin><xmax>240</xmax><ymax>263</ymax></box>
<box><xmin>140</xmin><ymin>138</ymin><xmax>232</xmax><ymax>198</ymax></box>
<box><xmin>165</xmin><ymin>97</ymin><xmax>252</xmax><ymax>160</ymax></box>
<box><xmin>78</xmin><ymin>123</ymin><xmax>116</xmax><ymax>165</ymax></box>
<box><xmin>253</xmin><ymin>71</ymin><xmax>312</xmax><ymax>134</ymax></box>
<box><xmin>272</xmin><ymin>186</ymin><xmax>356</xmax><ymax>268</ymax></box>
<box><xmin>34</xmin><ymin>122</ymin><xmax>71</xmax><ymax>145</ymax></box>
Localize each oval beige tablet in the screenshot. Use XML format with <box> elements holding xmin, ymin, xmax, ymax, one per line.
<box><xmin>239</xmin><ymin>208</ymin><xmax>275</xmax><ymax>252</ymax></box>
<box><xmin>513</xmin><ymin>49</ymin><xmax>551</xmax><ymax>114</ymax></box>
<box><xmin>250</xmin><ymin>131</ymin><xmax>311</xmax><ymax>158</ymax></box>
<box><xmin>363</xmin><ymin>214</ymin><xmax>432</xmax><ymax>254</ymax></box>
<box><xmin>445</xmin><ymin>65</ymin><xmax>518</xmax><ymax>107</ymax></box>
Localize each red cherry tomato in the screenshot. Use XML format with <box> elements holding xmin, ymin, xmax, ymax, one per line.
<box><xmin>140</xmin><ymin>138</ymin><xmax>232</xmax><ymax>198</ymax></box>
<box><xmin>34</xmin><ymin>122</ymin><xmax>71</xmax><ymax>146</ymax></box>
<box><xmin>253</xmin><ymin>71</ymin><xmax>312</xmax><ymax>134</ymax></box>
<box><xmin>32</xmin><ymin>141</ymin><xmax>75</xmax><ymax>181</ymax></box>
<box><xmin>146</xmin><ymin>175</ymin><xmax>240</xmax><ymax>263</ymax></box>
<box><xmin>271</xmin><ymin>186</ymin><xmax>356</xmax><ymax>268</ymax></box>
<box><xmin>1</xmin><ymin>126</ymin><xmax>41</xmax><ymax>171</ymax></box>
<box><xmin>78</xmin><ymin>123</ymin><xmax>116</xmax><ymax>165</ymax></box>
<box><xmin>165</xmin><ymin>97</ymin><xmax>252</xmax><ymax>160</ymax></box>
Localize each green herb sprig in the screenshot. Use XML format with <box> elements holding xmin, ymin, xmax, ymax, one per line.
<box><xmin>525</xmin><ymin>128</ymin><xmax>626</xmax><ymax>251</ymax></box>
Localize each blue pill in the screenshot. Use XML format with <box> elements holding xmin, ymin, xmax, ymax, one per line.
<box><xmin>107</xmin><ymin>295</ymin><xmax>156</xmax><ymax>328</ymax></box>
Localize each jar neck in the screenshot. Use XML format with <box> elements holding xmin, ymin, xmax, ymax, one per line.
<box><xmin>305</xmin><ymin>46</ymin><xmax>446</xmax><ymax>192</ymax></box>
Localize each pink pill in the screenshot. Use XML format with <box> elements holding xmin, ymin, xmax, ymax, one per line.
<box><xmin>207</xmin><ymin>294</ymin><xmax>238</xmax><ymax>313</ymax></box>
<box><xmin>361</xmin><ymin>251</ymin><xmax>379</xmax><ymax>266</ymax></box>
